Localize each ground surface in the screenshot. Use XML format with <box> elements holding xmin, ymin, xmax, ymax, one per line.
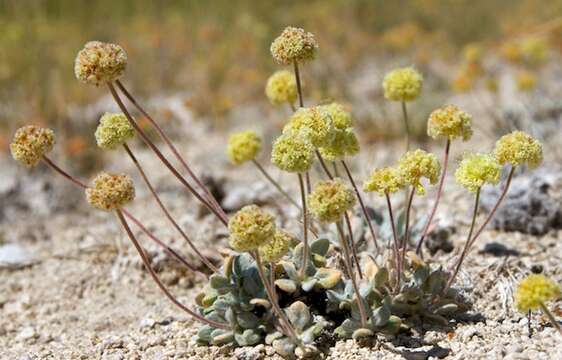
<box><xmin>1</xmin><ymin>97</ymin><xmax>561</xmax><ymax>359</ymax></box>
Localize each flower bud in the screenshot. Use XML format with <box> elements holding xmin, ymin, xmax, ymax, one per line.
<box><xmin>74</xmin><ymin>41</ymin><xmax>127</xmax><ymax>86</ymax></box>
<box><xmin>86</xmin><ymin>172</ymin><xmax>135</xmax><ymax>211</ymax></box>
<box><xmin>10</xmin><ymin>125</ymin><xmax>55</xmax><ymax>167</ymax></box>
<box><xmin>95</xmin><ymin>113</ymin><xmax>135</xmax><ymax>150</ymax></box>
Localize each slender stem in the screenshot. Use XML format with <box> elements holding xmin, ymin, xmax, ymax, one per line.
<box><xmin>444</xmin><ymin>188</ymin><xmax>480</xmax><ymax>292</ymax></box>
<box><xmin>539</xmin><ymin>302</ymin><xmax>562</xmax><ymax>336</ymax></box>
<box><xmin>466</xmin><ymin>167</ymin><xmax>516</xmax><ymax>250</ymax></box>
<box><xmin>253</xmin><ymin>251</ymin><xmax>299</xmax><ymax>342</ymax></box>
<box><xmin>315</xmin><ymin>150</ymin><xmax>334</xmax><ymax>179</ymax></box>
<box><xmin>341</xmin><ymin>159</ymin><xmax>380</xmax><ymax>253</ymax></box>
<box><xmin>42</xmin><ymin>156</ymin><xmax>86</xmax><ymax>188</ymax></box>
<box><xmin>293</xmin><ymin>60</ymin><xmax>304</xmax><ymax>108</ymax></box>
<box><xmin>305</xmin><ymin>172</ymin><xmax>311</xmax><ymax>194</ymax></box>
<box><xmin>398</xmin><ymin>187</ymin><xmax>416</xmax><ymax>290</ymax></box>
<box><xmin>416</xmin><ymin>139</ymin><xmax>451</xmax><ymax>256</ymax></box>
<box><xmin>385</xmin><ymin>193</ymin><xmax>401</xmax><ymax>289</ymax></box>
<box><xmin>269</xmin><ymin>262</ymin><xmax>277</xmax><ymax>303</ymax></box>
<box><xmin>332</xmin><ymin>162</ymin><xmax>340</xmax><ymax>177</ymax></box>
<box><xmin>289</xmin><ymin>102</ymin><xmax>296</xmax><ymax>112</ymax></box>
<box><xmin>298</xmin><ymin>173</ymin><xmax>309</xmax><ymax>278</ymax></box>
<box><xmin>115</xmin><ymin>80</ymin><xmax>225</xmax><ymax>217</ymax></box>
<box><xmin>107</xmin><ymin>82</ymin><xmax>228</xmax><ymax>226</ymax></box>
<box><xmin>123</xmin><ymin>143</ymin><xmax>219</xmax><ymax>273</ymax></box>
<box><xmin>251</xmin><ymin>159</ymin><xmax>300</xmax><ymax>208</ymax></box>
<box><xmin>344</xmin><ymin>212</ymin><xmax>363</xmax><ymax>279</ymax></box>
<box><xmin>336</xmin><ymin>221</ymin><xmax>368</xmax><ymax>328</ymax></box>
<box><xmin>401</xmin><ymin>101</ymin><xmax>410</xmax><ymax>151</ymax></box>
<box><xmin>41</xmin><ymin>156</ymin><xmax>203</xmax><ymax>277</ymax></box>
<box><xmin>115</xmin><ymin>210</ymin><xmax>229</xmax><ymax>330</ymax></box>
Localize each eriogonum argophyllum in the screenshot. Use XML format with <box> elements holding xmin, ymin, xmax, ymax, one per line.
<box><xmin>515</xmin><ymin>274</ymin><xmax>561</xmax><ymax>312</ymax></box>
<box><xmin>259</xmin><ymin>229</ymin><xmax>293</xmax><ymax>263</ymax></box>
<box><xmin>270</xmin><ymin>26</ymin><xmax>318</xmax><ymax>65</ymax></box>
<box><xmin>95</xmin><ymin>113</ymin><xmax>135</xmax><ymax>150</ymax></box>
<box><xmin>363</xmin><ymin>167</ymin><xmax>406</xmax><ymax>196</ymax></box>
<box><xmin>271</xmin><ymin>134</ymin><xmax>314</xmax><ymax>173</ymax></box>
<box><xmin>10</xmin><ymin>125</ymin><xmax>55</xmax><ymax>168</ymax></box>
<box><xmin>427</xmin><ymin>105</ymin><xmax>473</xmax><ymax>141</ymax></box>
<box><xmin>74</xmin><ymin>41</ymin><xmax>127</xmax><ymax>86</ymax></box>
<box><xmin>317</xmin><ymin>102</ymin><xmax>353</xmax><ymax>130</ymax></box>
<box><xmin>228</xmin><ymin>205</ymin><xmax>276</xmax><ymax>252</ymax></box>
<box><xmin>265</xmin><ymin>70</ymin><xmax>298</xmax><ymax>106</ymax></box>
<box><xmin>308</xmin><ymin>178</ymin><xmax>356</xmax><ymax>223</ymax></box>
<box><xmin>283</xmin><ymin>107</ymin><xmax>335</xmax><ymax>148</ymax></box>
<box><xmin>494</xmin><ymin>131</ymin><xmax>543</xmax><ymax>169</ymax></box>
<box><xmin>398</xmin><ymin>149</ymin><xmax>440</xmax><ymax>195</ymax></box>
<box><xmin>86</xmin><ymin>172</ymin><xmax>135</xmax><ymax>211</ymax></box>
<box><xmin>227</xmin><ymin>131</ymin><xmax>262</xmax><ymax>165</ymax></box>
<box><xmin>454</xmin><ymin>153</ymin><xmax>501</xmax><ymax>193</ymax></box>
<box><xmin>382</xmin><ymin>67</ymin><xmax>423</xmax><ymax>102</ymax></box>
<box><xmin>318</xmin><ymin>128</ymin><xmax>359</xmax><ymax>162</ymax></box>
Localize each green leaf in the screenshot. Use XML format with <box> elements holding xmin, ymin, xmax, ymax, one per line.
<box><xmin>275</xmin><ymin>279</ymin><xmax>297</xmax><ymax>293</ymax></box>
<box><xmin>310</xmin><ymin>238</ymin><xmax>330</xmax><ymax>256</ymax></box>
<box><xmin>285</xmin><ymin>301</ymin><xmax>310</xmax><ymax>332</ymax></box>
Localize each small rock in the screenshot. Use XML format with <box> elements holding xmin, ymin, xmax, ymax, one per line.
<box><xmin>16</xmin><ymin>327</ymin><xmax>38</xmax><ymax>342</ymax></box>
<box><xmin>139</xmin><ymin>317</ymin><xmax>156</xmax><ymax>329</ymax></box>
<box><xmin>0</xmin><ymin>244</ymin><xmax>38</xmax><ymax>269</ymax></box>
<box><xmin>480</xmin><ymin>242</ymin><xmax>520</xmax><ymax>257</ymax></box>
<box><xmin>221</xmin><ymin>182</ymin><xmax>276</xmax><ymax>211</ymax></box>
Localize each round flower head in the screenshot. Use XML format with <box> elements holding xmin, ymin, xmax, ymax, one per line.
<box><xmin>427</xmin><ymin>105</ymin><xmax>473</xmax><ymax>141</ymax></box>
<box><xmin>74</xmin><ymin>41</ymin><xmax>127</xmax><ymax>86</ymax></box>
<box><xmin>265</xmin><ymin>70</ymin><xmax>297</xmax><ymax>106</ymax></box>
<box><xmin>226</xmin><ymin>130</ymin><xmax>262</xmax><ymax>165</ymax></box>
<box><xmin>283</xmin><ymin>107</ymin><xmax>335</xmax><ymax>148</ymax></box>
<box><xmin>228</xmin><ymin>205</ymin><xmax>276</xmax><ymax>252</ymax></box>
<box><xmin>259</xmin><ymin>229</ymin><xmax>293</xmax><ymax>263</ymax></box>
<box><xmin>10</xmin><ymin>125</ymin><xmax>55</xmax><ymax>168</ymax></box>
<box><xmin>516</xmin><ymin>71</ymin><xmax>537</xmax><ymax>92</ymax></box>
<box><xmin>271</xmin><ymin>134</ymin><xmax>314</xmax><ymax>173</ymax></box>
<box><xmin>318</xmin><ymin>128</ymin><xmax>359</xmax><ymax>161</ymax></box>
<box><xmin>308</xmin><ymin>178</ymin><xmax>356</xmax><ymax>223</ymax></box>
<box><xmin>494</xmin><ymin>131</ymin><xmax>543</xmax><ymax>169</ymax></box>
<box><xmin>514</xmin><ymin>274</ymin><xmax>561</xmax><ymax>312</ymax></box>
<box><xmin>398</xmin><ymin>149</ymin><xmax>441</xmax><ymax>195</ymax></box>
<box><xmin>317</xmin><ymin>102</ymin><xmax>353</xmax><ymax>130</ymax></box>
<box><xmin>85</xmin><ymin>172</ymin><xmax>135</xmax><ymax>211</ymax></box>
<box><xmin>95</xmin><ymin>113</ymin><xmax>135</xmax><ymax>150</ymax></box>
<box><xmin>270</xmin><ymin>26</ymin><xmax>318</xmax><ymax>65</ymax></box>
<box><xmin>382</xmin><ymin>67</ymin><xmax>423</xmax><ymax>102</ymax></box>
<box><xmin>454</xmin><ymin>153</ymin><xmax>501</xmax><ymax>193</ymax></box>
<box><xmin>363</xmin><ymin>167</ymin><xmax>406</xmax><ymax>196</ymax></box>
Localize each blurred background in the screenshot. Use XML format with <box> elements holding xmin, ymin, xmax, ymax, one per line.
<box><xmin>1</xmin><ymin>0</ymin><xmax>562</xmax><ymax>174</ymax></box>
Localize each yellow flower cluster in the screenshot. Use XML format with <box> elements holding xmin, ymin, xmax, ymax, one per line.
<box><xmin>227</xmin><ymin>131</ymin><xmax>262</xmax><ymax>165</ymax></box>
<box><xmin>316</xmin><ymin>103</ymin><xmax>359</xmax><ymax>161</ymax></box>
<box><xmin>454</xmin><ymin>153</ymin><xmax>501</xmax><ymax>193</ymax></box>
<box><xmin>259</xmin><ymin>229</ymin><xmax>293</xmax><ymax>263</ymax></box>
<box><xmin>10</xmin><ymin>125</ymin><xmax>55</xmax><ymax>168</ymax></box>
<box><xmin>382</xmin><ymin>67</ymin><xmax>423</xmax><ymax>102</ymax></box>
<box><xmin>308</xmin><ymin>179</ymin><xmax>356</xmax><ymax>223</ymax></box>
<box><xmin>270</xmin><ymin>26</ymin><xmax>318</xmax><ymax>65</ymax></box>
<box><xmin>271</xmin><ymin>134</ymin><xmax>314</xmax><ymax>173</ymax></box>
<box><xmin>398</xmin><ymin>149</ymin><xmax>440</xmax><ymax>195</ymax></box>
<box><xmin>74</xmin><ymin>41</ymin><xmax>127</xmax><ymax>86</ymax></box>
<box><xmin>283</xmin><ymin>107</ymin><xmax>334</xmax><ymax>148</ymax></box>
<box><xmin>265</xmin><ymin>70</ymin><xmax>297</xmax><ymax>106</ymax></box>
<box><xmin>363</xmin><ymin>167</ymin><xmax>405</xmax><ymax>195</ymax></box>
<box><xmin>318</xmin><ymin>128</ymin><xmax>359</xmax><ymax>162</ymax></box>
<box><xmin>494</xmin><ymin>131</ymin><xmax>543</xmax><ymax>169</ymax></box>
<box><xmin>516</xmin><ymin>71</ymin><xmax>537</xmax><ymax>92</ymax></box>
<box><xmin>228</xmin><ymin>205</ymin><xmax>276</xmax><ymax>252</ymax></box>
<box><xmin>515</xmin><ymin>274</ymin><xmax>561</xmax><ymax>312</ymax></box>
<box><xmin>85</xmin><ymin>172</ymin><xmax>135</xmax><ymax>211</ymax></box>
<box><xmin>427</xmin><ymin>105</ymin><xmax>473</xmax><ymax>141</ymax></box>
<box><xmin>95</xmin><ymin>113</ymin><xmax>135</xmax><ymax>150</ymax></box>
<box><xmin>317</xmin><ymin>103</ymin><xmax>353</xmax><ymax>130</ymax></box>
